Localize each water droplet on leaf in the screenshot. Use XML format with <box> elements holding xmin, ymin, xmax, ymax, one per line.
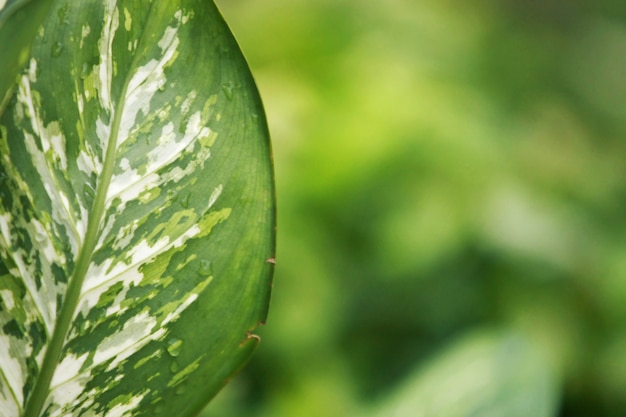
<box><xmin>221</xmin><ymin>82</ymin><xmax>235</xmax><ymax>100</ymax></box>
<box><xmin>180</xmin><ymin>192</ymin><xmax>190</xmax><ymax>208</ymax></box>
<box><xmin>166</xmin><ymin>189</ymin><xmax>178</xmax><ymax>202</ymax></box>
<box><xmin>167</xmin><ymin>338</ymin><xmax>183</xmax><ymax>357</ymax></box>
<box><xmin>51</xmin><ymin>42</ymin><xmax>64</xmax><ymax>57</ymax></box>
<box><xmin>80</xmin><ymin>63</ymin><xmax>90</xmax><ymax>79</ymax></box>
<box><xmin>197</xmin><ymin>259</ymin><xmax>213</xmax><ymax>277</ymax></box>
<box><xmin>170</xmin><ymin>361</ymin><xmax>180</xmax><ymax>373</ymax></box>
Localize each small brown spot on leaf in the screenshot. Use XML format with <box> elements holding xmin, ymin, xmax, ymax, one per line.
<box><xmin>240</xmin><ymin>331</ymin><xmax>261</xmax><ymax>346</ymax></box>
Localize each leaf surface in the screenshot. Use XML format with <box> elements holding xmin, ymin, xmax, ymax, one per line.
<box><xmin>0</xmin><ymin>1</ymin><xmax>274</xmax><ymax>416</ymax></box>
<box><xmin>0</xmin><ymin>0</ymin><xmax>53</xmax><ymax>114</ymax></box>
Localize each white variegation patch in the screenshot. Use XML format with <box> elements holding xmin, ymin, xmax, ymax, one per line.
<box><xmin>95</xmin><ymin>0</ymin><xmax>118</xmax><ymax>116</ymax></box>
<box><xmin>0</xmin><ymin>333</ymin><xmax>26</xmax><ymax>408</ymax></box>
<box><xmin>80</xmin><ymin>24</ymin><xmax>91</xmax><ymax>50</ymax></box>
<box><xmin>27</xmin><ymin>58</ymin><xmax>37</xmax><ymax>82</ymax></box>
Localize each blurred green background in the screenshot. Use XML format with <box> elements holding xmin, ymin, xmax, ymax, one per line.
<box><xmin>207</xmin><ymin>0</ymin><xmax>626</xmax><ymax>416</ymax></box>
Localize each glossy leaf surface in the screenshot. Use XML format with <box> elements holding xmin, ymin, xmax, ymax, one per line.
<box><xmin>0</xmin><ymin>1</ymin><xmax>274</xmax><ymax>416</ymax></box>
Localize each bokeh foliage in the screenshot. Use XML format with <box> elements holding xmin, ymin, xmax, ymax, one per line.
<box><xmin>207</xmin><ymin>0</ymin><xmax>626</xmax><ymax>416</ymax></box>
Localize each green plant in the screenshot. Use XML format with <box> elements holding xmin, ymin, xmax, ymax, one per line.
<box><xmin>0</xmin><ymin>1</ymin><xmax>275</xmax><ymax>417</ymax></box>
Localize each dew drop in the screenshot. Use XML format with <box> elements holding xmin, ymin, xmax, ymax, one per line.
<box><xmin>221</xmin><ymin>81</ymin><xmax>235</xmax><ymax>100</ymax></box>
<box><xmin>167</xmin><ymin>189</ymin><xmax>178</xmax><ymax>203</ymax></box>
<box><xmin>166</xmin><ymin>338</ymin><xmax>183</xmax><ymax>357</ymax></box>
<box><xmin>197</xmin><ymin>259</ymin><xmax>213</xmax><ymax>277</ymax></box>
<box><xmin>180</xmin><ymin>192</ymin><xmax>190</xmax><ymax>208</ymax></box>
<box><xmin>80</xmin><ymin>62</ymin><xmax>90</xmax><ymax>79</ymax></box>
<box><xmin>175</xmin><ymin>384</ymin><xmax>186</xmax><ymax>395</ymax></box>
<box><xmin>218</xmin><ymin>43</ymin><xmax>230</xmax><ymax>54</ymax></box>
<box><xmin>51</xmin><ymin>42</ymin><xmax>64</xmax><ymax>57</ymax></box>
<box><xmin>169</xmin><ymin>361</ymin><xmax>180</xmax><ymax>373</ymax></box>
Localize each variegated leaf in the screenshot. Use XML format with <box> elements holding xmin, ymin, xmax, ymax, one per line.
<box><xmin>0</xmin><ymin>0</ymin><xmax>53</xmax><ymax>114</ymax></box>
<box><xmin>0</xmin><ymin>1</ymin><xmax>275</xmax><ymax>417</ymax></box>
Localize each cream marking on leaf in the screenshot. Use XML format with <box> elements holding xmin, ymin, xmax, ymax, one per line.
<box><xmin>95</xmin><ymin>1</ymin><xmax>118</xmax><ymax>116</ymax></box>
<box><xmin>51</xmin><ymin>272</ymin><xmax>209</xmax><ymax>408</ymax></box>
<box><xmin>106</xmin><ymin>394</ymin><xmax>146</xmax><ymax>417</ymax></box>
<box><xmin>0</xmin><ymin>170</ymin><xmax>71</xmax><ymax>334</ymax></box>
<box><xmin>0</xmin><ymin>290</ymin><xmax>14</xmax><ymax>310</ymax></box>
<box><xmin>77</xmin><ymin>181</ymin><xmax>224</xmax><ymax>328</ymax></box>
<box><xmin>95</xmin><ymin>116</ymin><xmax>112</xmax><ymax>151</ymax></box>
<box><xmin>0</xmin><ymin>372</ymin><xmax>19</xmax><ymax>417</ymax></box>
<box><xmin>77</xmin><ymin>149</ymin><xmax>99</xmax><ymax>176</ymax></box>
<box><xmin>115</xmin><ymin>27</ymin><xmax>180</xmax><ymax>147</ymax></box>
<box><xmin>75</xmin><ymin>262</ymin><xmax>144</xmax><ymax>318</ymax></box>
<box><xmin>10</xmin><ymin>252</ymin><xmax>54</xmax><ymax>330</ymax></box>
<box><xmin>123</xmin><ymin>7</ymin><xmax>132</xmax><ymax>31</ymax></box>
<box><xmin>107</xmin><ymin>110</ymin><xmax>213</xmax><ymax>204</ymax></box>
<box><xmin>80</xmin><ymin>24</ymin><xmax>91</xmax><ymax>49</ymax></box>
<box><xmin>0</xmin><ymin>333</ymin><xmax>27</xmax><ymax>408</ymax></box>
<box><xmin>111</xmin><ymin>219</ymin><xmax>141</xmax><ymax>251</ymax></box>
<box><xmin>180</xmin><ymin>90</ymin><xmax>197</xmax><ymax>114</ymax></box>
<box><xmin>17</xmin><ymin>79</ymin><xmax>83</xmax><ymax>254</ymax></box>
<box><xmin>92</xmin><ymin>311</ymin><xmax>162</xmax><ymax>366</ymax></box>
<box><xmin>168</xmin><ymin>358</ymin><xmax>201</xmax><ymax>387</ymax></box>
<box><xmin>76</xmin><ymin>91</ymin><xmax>85</xmax><ymax>119</ymax></box>
<box><xmin>106</xmin><ymin>170</ymin><xmax>160</xmax><ymax>206</ymax></box>
<box><xmin>208</xmin><ymin>184</ymin><xmax>223</xmax><ymax>207</ymax></box>
<box><xmin>134</xmin><ymin>349</ymin><xmax>162</xmax><ymax>369</ymax></box>
<box><xmin>50</xmin><ymin>352</ymin><xmax>89</xmax><ymax>389</ymax></box>
<box><xmin>48</xmin><ymin>375</ymin><xmax>92</xmax><ymax>414</ymax></box>
<box><xmin>28</xmin><ymin>58</ymin><xmax>38</xmax><ymax>82</ymax></box>
<box><xmin>0</xmin><ymin>215</ymin><xmax>12</xmax><ymax>251</ymax></box>
<box><xmin>83</xmin><ymin>219</ymin><xmax>201</xmax><ymax>294</ymax></box>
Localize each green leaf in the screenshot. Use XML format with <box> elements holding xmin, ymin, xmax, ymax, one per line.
<box><xmin>372</xmin><ymin>330</ymin><xmax>559</xmax><ymax>417</ymax></box>
<box><xmin>0</xmin><ymin>0</ymin><xmax>53</xmax><ymax>115</ymax></box>
<box><xmin>0</xmin><ymin>1</ymin><xmax>274</xmax><ymax>416</ymax></box>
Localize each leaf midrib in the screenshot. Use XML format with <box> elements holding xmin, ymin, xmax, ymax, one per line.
<box><xmin>22</xmin><ymin>6</ymin><xmax>155</xmax><ymax>415</ymax></box>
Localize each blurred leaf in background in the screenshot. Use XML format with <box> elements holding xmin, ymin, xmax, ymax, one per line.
<box><xmin>205</xmin><ymin>0</ymin><xmax>626</xmax><ymax>416</ymax></box>
<box><xmin>372</xmin><ymin>330</ymin><xmax>558</xmax><ymax>417</ymax></box>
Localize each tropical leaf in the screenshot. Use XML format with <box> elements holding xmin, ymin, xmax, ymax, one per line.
<box><xmin>372</xmin><ymin>330</ymin><xmax>559</xmax><ymax>417</ymax></box>
<box><xmin>0</xmin><ymin>0</ymin><xmax>53</xmax><ymax>114</ymax></box>
<box><xmin>0</xmin><ymin>1</ymin><xmax>275</xmax><ymax>417</ymax></box>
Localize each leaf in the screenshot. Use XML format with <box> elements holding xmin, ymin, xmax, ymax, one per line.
<box><xmin>372</xmin><ymin>330</ymin><xmax>559</xmax><ymax>417</ymax></box>
<box><xmin>0</xmin><ymin>0</ymin><xmax>53</xmax><ymax>115</ymax></box>
<box><xmin>0</xmin><ymin>1</ymin><xmax>275</xmax><ymax>417</ymax></box>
